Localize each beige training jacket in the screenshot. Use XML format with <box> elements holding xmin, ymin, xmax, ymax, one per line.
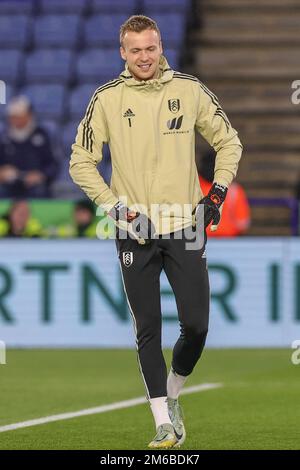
<box><xmin>70</xmin><ymin>56</ymin><xmax>243</xmax><ymax>234</ymax></box>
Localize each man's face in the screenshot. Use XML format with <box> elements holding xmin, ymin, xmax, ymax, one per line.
<box><xmin>10</xmin><ymin>201</ymin><xmax>30</xmax><ymax>231</ymax></box>
<box><xmin>120</xmin><ymin>29</ymin><xmax>163</xmax><ymax>81</ymax></box>
<box><xmin>8</xmin><ymin>111</ymin><xmax>32</xmax><ymax>130</ymax></box>
<box><xmin>74</xmin><ymin>208</ymin><xmax>93</xmax><ymax>226</ymax></box>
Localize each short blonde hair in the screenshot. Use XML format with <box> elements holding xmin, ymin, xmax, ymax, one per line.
<box><xmin>120</xmin><ymin>15</ymin><xmax>161</xmax><ymax>47</ymax></box>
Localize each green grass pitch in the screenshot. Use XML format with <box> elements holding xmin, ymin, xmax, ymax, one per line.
<box><xmin>0</xmin><ymin>349</ymin><xmax>299</xmax><ymax>450</ymax></box>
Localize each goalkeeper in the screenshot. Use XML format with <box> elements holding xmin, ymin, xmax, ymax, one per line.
<box><xmin>70</xmin><ymin>15</ymin><xmax>242</xmax><ymax>449</ymax></box>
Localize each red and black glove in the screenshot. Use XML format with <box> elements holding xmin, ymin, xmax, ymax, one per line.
<box><xmin>199</xmin><ymin>183</ymin><xmax>228</xmax><ymax>228</ymax></box>
<box><xmin>108</xmin><ymin>201</ymin><xmax>154</xmax><ymax>244</ymax></box>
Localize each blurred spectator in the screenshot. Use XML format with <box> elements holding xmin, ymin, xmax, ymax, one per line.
<box><xmin>0</xmin><ymin>96</ymin><xmax>59</xmax><ymax>198</ymax></box>
<box><xmin>0</xmin><ymin>200</ymin><xmax>43</xmax><ymax>238</ymax></box>
<box><xmin>48</xmin><ymin>199</ymin><xmax>98</xmax><ymax>238</ymax></box>
<box><xmin>199</xmin><ymin>149</ymin><xmax>250</xmax><ymax>237</ymax></box>
<box><xmin>51</xmin><ymin>199</ymin><xmax>116</xmax><ymax>238</ymax></box>
<box><xmin>73</xmin><ymin>199</ymin><xmax>98</xmax><ymax>237</ymax></box>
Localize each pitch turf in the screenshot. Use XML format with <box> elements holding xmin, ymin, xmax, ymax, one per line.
<box><xmin>0</xmin><ymin>349</ymin><xmax>299</xmax><ymax>450</ymax></box>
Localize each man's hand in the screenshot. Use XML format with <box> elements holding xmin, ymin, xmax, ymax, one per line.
<box><xmin>108</xmin><ymin>201</ymin><xmax>155</xmax><ymax>244</ymax></box>
<box><xmin>24</xmin><ymin>171</ymin><xmax>45</xmax><ymax>187</ymax></box>
<box><xmin>198</xmin><ymin>183</ymin><xmax>228</xmax><ymax>230</ymax></box>
<box><xmin>0</xmin><ymin>165</ymin><xmax>19</xmax><ymax>183</ymax></box>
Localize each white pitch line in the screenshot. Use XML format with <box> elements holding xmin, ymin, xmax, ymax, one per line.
<box><xmin>0</xmin><ymin>383</ymin><xmax>222</xmax><ymax>433</ymax></box>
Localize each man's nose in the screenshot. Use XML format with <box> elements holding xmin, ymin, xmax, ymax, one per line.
<box><xmin>140</xmin><ymin>50</ymin><xmax>149</xmax><ymax>61</ymax></box>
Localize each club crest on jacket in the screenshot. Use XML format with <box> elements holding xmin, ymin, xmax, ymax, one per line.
<box><xmin>168</xmin><ymin>99</ymin><xmax>180</xmax><ymax>113</ymax></box>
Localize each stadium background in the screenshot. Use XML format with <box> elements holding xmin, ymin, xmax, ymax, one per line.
<box><xmin>0</xmin><ymin>0</ymin><xmax>300</xmax><ymax>450</ymax></box>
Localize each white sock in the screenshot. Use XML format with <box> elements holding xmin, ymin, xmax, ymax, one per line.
<box><xmin>167</xmin><ymin>368</ymin><xmax>188</xmax><ymax>399</ymax></box>
<box><xmin>149</xmin><ymin>396</ymin><xmax>172</xmax><ymax>429</ymax></box>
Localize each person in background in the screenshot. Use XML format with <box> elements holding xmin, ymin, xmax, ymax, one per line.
<box><xmin>49</xmin><ymin>199</ymin><xmax>114</xmax><ymax>239</ymax></box>
<box><xmin>0</xmin><ymin>96</ymin><xmax>59</xmax><ymax>198</ymax></box>
<box><xmin>73</xmin><ymin>199</ymin><xmax>97</xmax><ymax>237</ymax></box>
<box><xmin>0</xmin><ymin>200</ymin><xmax>43</xmax><ymax>237</ymax></box>
<box><xmin>199</xmin><ymin>149</ymin><xmax>250</xmax><ymax>237</ymax></box>
<box><xmin>53</xmin><ymin>199</ymin><xmax>98</xmax><ymax>238</ymax></box>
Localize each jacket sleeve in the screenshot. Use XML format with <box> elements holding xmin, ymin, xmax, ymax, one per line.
<box><xmin>195</xmin><ymin>81</ymin><xmax>243</xmax><ymax>187</ymax></box>
<box><xmin>69</xmin><ymin>92</ymin><xmax>118</xmax><ymax>211</ymax></box>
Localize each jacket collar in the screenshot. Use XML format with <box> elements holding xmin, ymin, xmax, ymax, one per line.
<box><xmin>119</xmin><ymin>55</ymin><xmax>173</xmax><ymax>90</ymax></box>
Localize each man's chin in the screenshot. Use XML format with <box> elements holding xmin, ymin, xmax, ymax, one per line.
<box><xmin>134</xmin><ymin>71</ymin><xmax>155</xmax><ymax>81</ymax></box>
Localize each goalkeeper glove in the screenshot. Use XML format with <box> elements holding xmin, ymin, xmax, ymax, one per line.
<box><xmin>108</xmin><ymin>201</ymin><xmax>155</xmax><ymax>244</ymax></box>
<box><xmin>198</xmin><ymin>183</ymin><xmax>228</xmax><ymax>229</ymax></box>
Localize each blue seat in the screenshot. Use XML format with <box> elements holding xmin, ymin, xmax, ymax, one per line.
<box><xmin>0</xmin><ymin>15</ymin><xmax>31</xmax><ymax>48</ymax></box>
<box><xmin>40</xmin><ymin>120</ymin><xmax>64</xmax><ymax>161</ymax></box>
<box><xmin>40</xmin><ymin>120</ymin><xmax>60</xmax><ymax>138</ymax></box>
<box><xmin>39</xmin><ymin>0</ymin><xmax>88</xmax><ymax>14</ymax></box>
<box><xmin>56</xmin><ymin>158</ymin><xmax>71</xmax><ymax>181</ymax></box>
<box><xmin>144</xmin><ymin>0</ymin><xmax>190</xmax><ymax>13</ymax></box>
<box><xmin>34</xmin><ymin>15</ymin><xmax>81</xmax><ymax>48</ymax></box>
<box><xmin>22</xmin><ymin>85</ymin><xmax>66</xmax><ymax>120</ymax></box>
<box><xmin>0</xmin><ymin>0</ymin><xmax>34</xmax><ymax>14</ymax></box>
<box><xmin>0</xmin><ymin>50</ymin><xmax>23</xmax><ymax>85</ymax></box>
<box><xmin>69</xmin><ymin>84</ymin><xmax>99</xmax><ymax>119</ymax></box>
<box><xmin>84</xmin><ymin>14</ymin><xmax>128</xmax><ymax>47</ymax></box>
<box><xmin>62</xmin><ymin>121</ymin><xmax>78</xmax><ymax>158</ymax></box>
<box><xmin>91</xmin><ymin>0</ymin><xmax>137</xmax><ymax>13</ymax></box>
<box><xmin>164</xmin><ymin>49</ymin><xmax>180</xmax><ymax>70</ymax></box>
<box><xmin>151</xmin><ymin>14</ymin><xmax>185</xmax><ymax>47</ymax></box>
<box><xmin>77</xmin><ymin>50</ymin><xmax>122</xmax><ymax>82</ymax></box>
<box><xmin>0</xmin><ymin>84</ymin><xmax>15</xmax><ymax>120</ymax></box>
<box><xmin>25</xmin><ymin>49</ymin><xmax>73</xmax><ymax>84</ymax></box>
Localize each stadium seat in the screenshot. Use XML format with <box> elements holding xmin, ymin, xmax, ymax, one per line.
<box><xmin>0</xmin><ymin>84</ymin><xmax>15</xmax><ymax>120</ymax></box>
<box><xmin>0</xmin><ymin>50</ymin><xmax>23</xmax><ymax>85</ymax></box>
<box><xmin>40</xmin><ymin>120</ymin><xmax>60</xmax><ymax>138</ymax></box>
<box><xmin>0</xmin><ymin>0</ymin><xmax>34</xmax><ymax>14</ymax></box>
<box><xmin>40</xmin><ymin>120</ymin><xmax>64</xmax><ymax>164</ymax></box>
<box><xmin>164</xmin><ymin>49</ymin><xmax>180</xmax><ymax>70</ymax></box>
<box><xmin>56</xmin><ymin>157</ymin><xmax>71</xmax><ymax>182</ymax></box>
<box><xmin>62</xmin><ymin>121</ymin><xmax>78</xmax><ymax>158</ymax></box>
<box><xmin>34</xmin><ymin>15</ymin><xmax>81</xmax><ymax>48</ymax></box>
<box><xmin>69</xmin><ymin>84</ymin><xmax>99</xmax><ymax>119</ymax></box>
<box><xmin>25</xmin><ymin>49</ymin><xmax>74</xmax><ymax>84</ymax></box>
<box><xmin>38</xmin><ymin>0</ymin><xmax>88</xmax><ymax>14</ymax></box>
<box><xmin>84</xmin><ymin>14</ymin><xmax>128</xmax><ymax>47</ymax></box>
<box><xmin>90</xmin><ymin>0</ymin><xmax>137</xmax><ymax>13</ymax></box>
<box><xmin>150</xmin><ymin>14</ymin><xmax>185</xmax><ymax>47</ymax></box>
<box><xmin>143</xmin><ymin>0</ymin><xmax>190</xmax><ymax>13</ymax></box>
<box><xmin>22</xmin><ymin>84</ymin><xmax>66</xmax><ymax>120</ymax></box>
<box><xmin>77</xmin><ymin>50</ymin><xmax>123</xmax><ymax>82</ymax></box>
<box><xmin>0</xmin><ymin>15</ymin><xmax>31</xmax><ymax>49</ymax></box>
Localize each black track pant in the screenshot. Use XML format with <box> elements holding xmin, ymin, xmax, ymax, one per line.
<box><xmin>116</xmin><ymin>228</ymin><xmax>210</xmax><ymax>399</ymax></box>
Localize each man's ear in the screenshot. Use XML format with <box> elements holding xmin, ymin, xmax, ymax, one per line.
<box><xmin>120</xmin><ymin>46</ymin><xmax>126</xmax><ymax>61</ymax></box>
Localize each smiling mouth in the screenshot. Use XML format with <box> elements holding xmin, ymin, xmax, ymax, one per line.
<box><xmin>138</xmin><ymin>64</ymin><xmax>151</xmax><ymax>70</ymax></box>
